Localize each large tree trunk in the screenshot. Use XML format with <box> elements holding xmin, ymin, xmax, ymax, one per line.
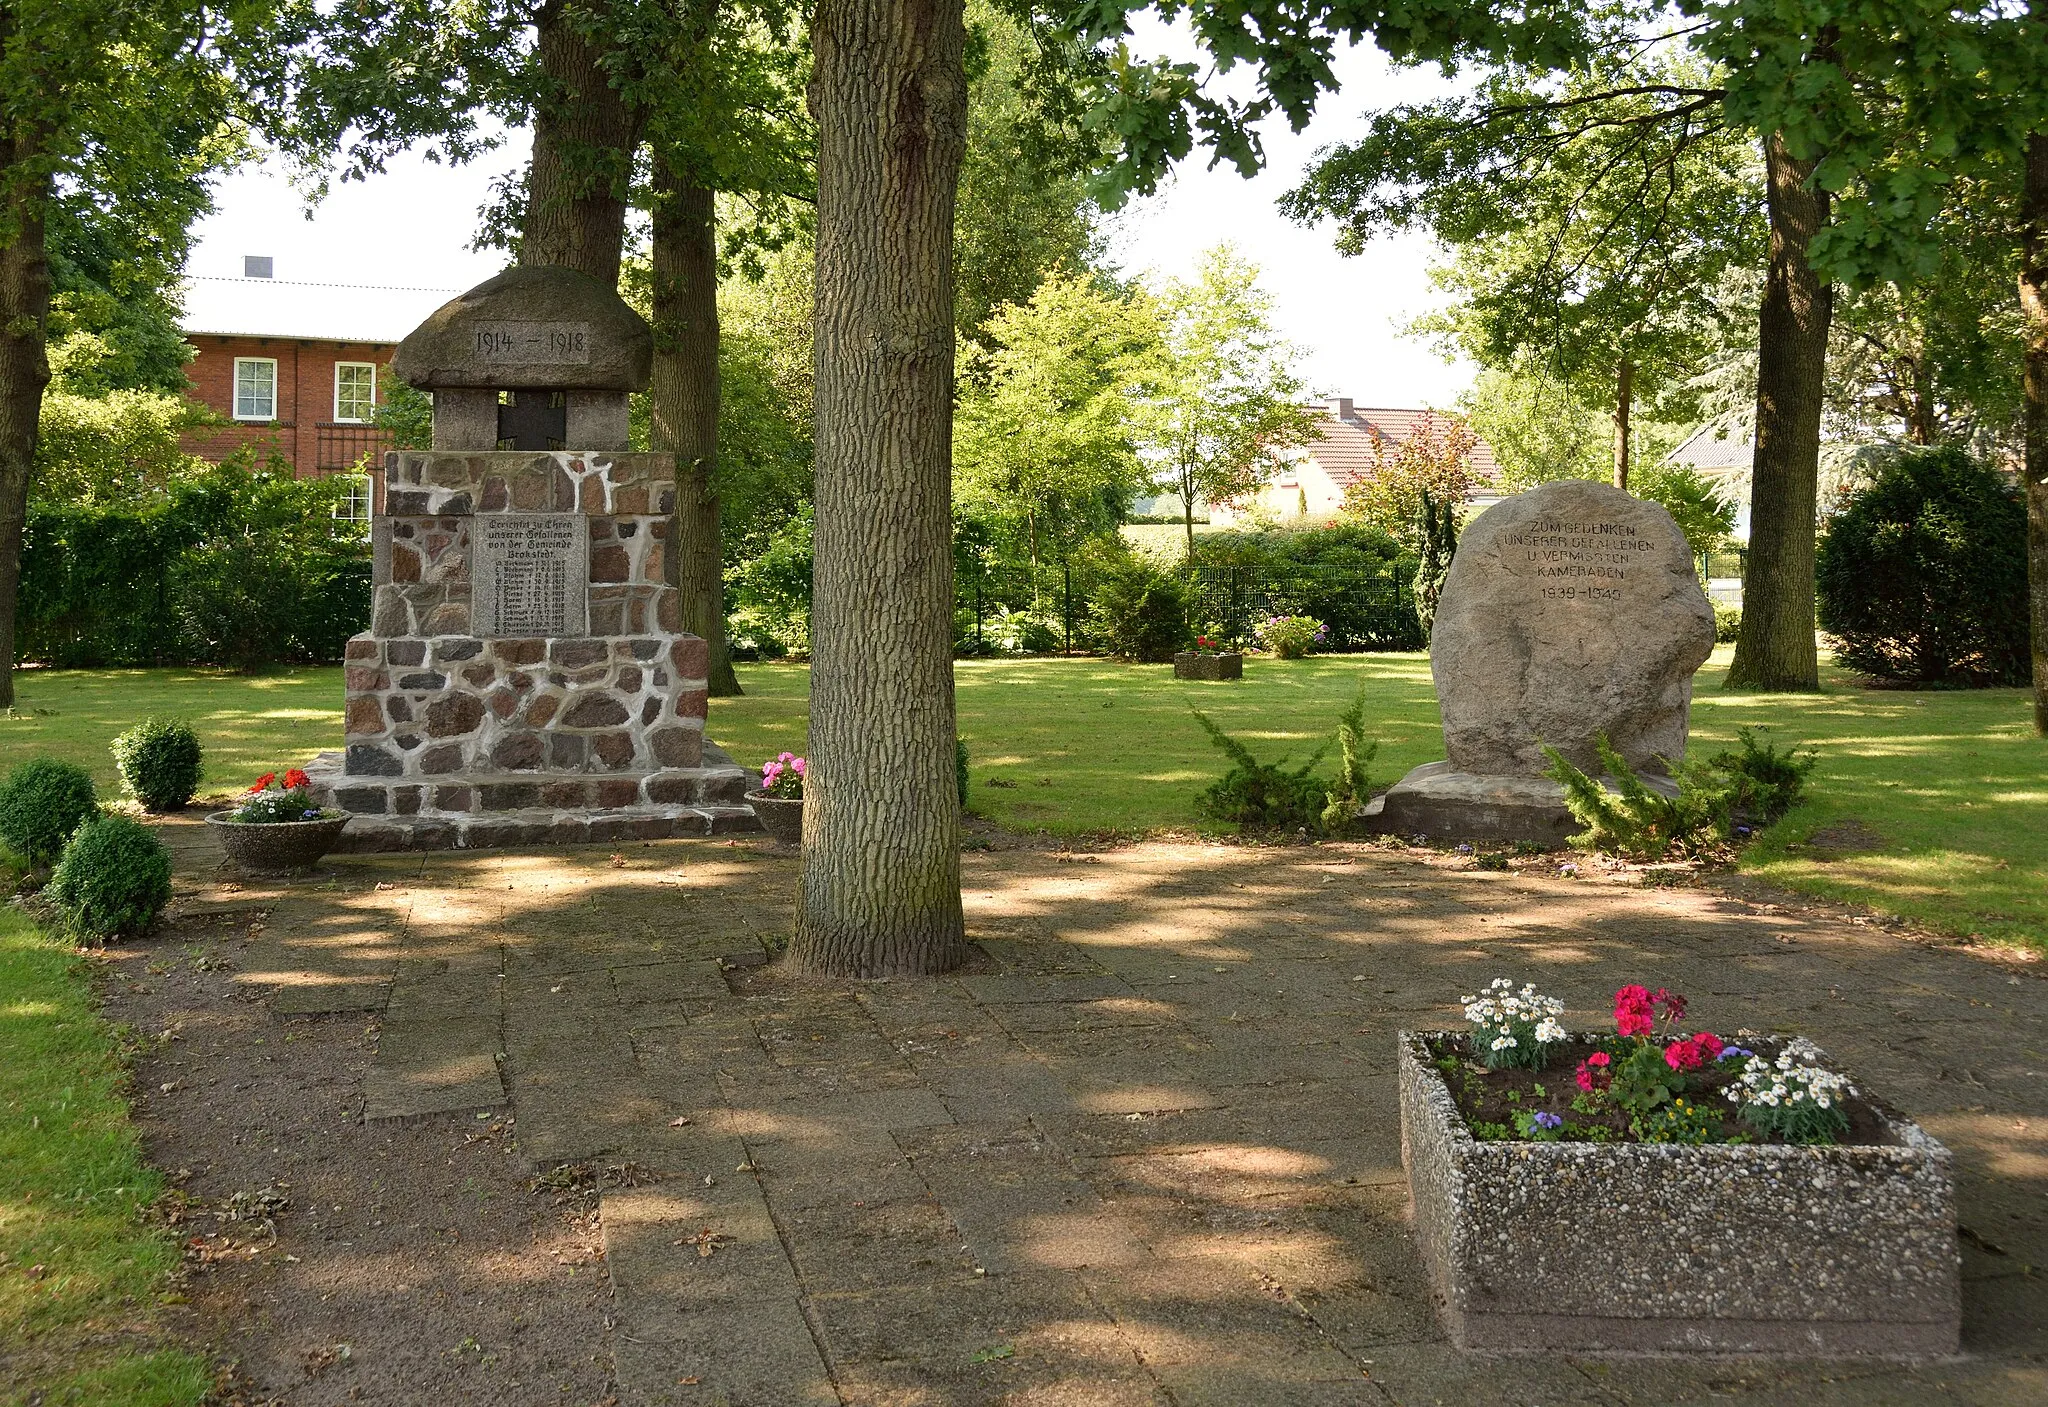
<box><xmin>522</xmin><ymin>1</ymin><xmax>644</xmax><ymax>284</ymax></box>
<box><xmin>790</xmin><ymin>0</ymin><xmax>969</xmax><ymax>977</ymax></box>
<box><xmin>1613</xmin><ymin>358</ymin><xmax>1633</xmax><ymax>492</ymax></box>
<box><xmin>1727</xmin><ymin>132</ymin><xmax>1832</xmax><ymax>691</ymax></box>
<box><xmin>0</xmin><ymin>153</ymin><xmax>52</xmax><ymax>711</ymax></box>
<box><xmin>649</xmin><ymin>160</ymin><xmax>742</xmax><ymax>696</ymax></box>
<box><xmin>2022</xmin><ymin>130</ymin><xmax>2048</xmax><ymax>734</ymax></box>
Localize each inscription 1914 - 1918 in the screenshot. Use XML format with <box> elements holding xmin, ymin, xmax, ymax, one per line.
<box><xmin>472</xmin><ymin>515</ymin><xmax>589</xmax><ymax>637</ymax></box>
<box><xmin>471</xmin><ymin>321</ymin><xmax>592</xmax><ymax>364</ymax></box>
<box><xmin>1500</xmin><ymin>518</ymin><xmax>1655</xmax><ymax>604</ymax></box>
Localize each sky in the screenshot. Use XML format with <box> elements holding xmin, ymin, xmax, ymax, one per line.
<box><xmin>186</xmin><ymin>30</ymin><xmax>1474</xmax><ymax>408</ymax></box>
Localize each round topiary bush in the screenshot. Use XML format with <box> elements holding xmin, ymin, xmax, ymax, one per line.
<box><xmin>1817</xmin><ymin>447</ymin><xmax>2029</xmax><ymax>686</ymax></box>
<box><xmin>0</xmin><ymin>759</ymin><xmax>99</xmax><ymax>867</ymax></box>
<box><xmin>112</xmin><ymin>717</ymin><xmax>204</xmax><ymax>811</ymax></box>
<box><xmin>47</xmin><ymin>813</ymin><xmax>173</xmax><ymax>941</ymax></box>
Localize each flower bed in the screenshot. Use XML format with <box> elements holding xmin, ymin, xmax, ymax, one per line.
<box><xmin>1399</xmin><ymin>979</ymin><xmax>1959</xmax><ymax>1354</ymax></box>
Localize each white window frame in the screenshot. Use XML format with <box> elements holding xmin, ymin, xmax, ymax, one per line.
<box><xmin>233</xmin><ymin>357</ymin><xmax>277</xmax><ymax>421</ymax></box>
<box><xmin>333</xmin><ymin>361</ymin><xmax>376</xmax><ymax>423</ymax></box>
<box><xmin>332</xmin><ymin>473</ymin><xmax>374</xmax><ymax>522</ymax></box>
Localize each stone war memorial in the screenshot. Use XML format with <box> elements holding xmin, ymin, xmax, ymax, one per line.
<box><xmin>1367</xmin><ymin>478</ymin><xmax>1716</xmax><ymax>843</ymax></box>
<box><xmin>305</xmin><ymin>265</ymin><xmax>753</xmax><ymax>849</ymax></box>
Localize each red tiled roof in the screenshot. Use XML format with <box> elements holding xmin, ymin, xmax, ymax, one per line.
<box><xmin>1302</xmin><ymin>404</ymin><xmax>1501</xmax><ymax>487</ymax></box>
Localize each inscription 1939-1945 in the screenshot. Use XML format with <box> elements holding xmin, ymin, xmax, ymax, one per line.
<box><xmin>471</xmin><ymin>321</ymin><xmax>592</xmax><ymax>364</ymax></box>
<box><xmin>1500</xmin><ymin>518</ymin><xmax>1656</xmax><ymax>604</ymax></box>
<box><xmin>472</xmin><ymin>515</ymin><xmax>589</xmax><ymax>637</ymax></box>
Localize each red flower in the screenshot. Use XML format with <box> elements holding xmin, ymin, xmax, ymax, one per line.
<box><xmin>284</xmin><ymin>768</ymin><xmax>311</xmax><ymax>789</ymax></box>
<box><xmin>1652</xmin><ymin>987</ymin><xmax>1688</xmax><ymax>1021</ymax></box>
<box><xmin>248</xmin><ymin>772</ymin><xmax>276</xmax><ymax>793</ymax></box>
<box><xmin>1613</xmin><ymin>985</ymin><xmax>1655</xmax><ymax>1038</ymax></box>
<box><xmin>1664</xmin><ymin>1039</ymin><xmax>1704</xmax><ymax>1072</ymax></box>
<box><xmin>1574</xmin><ymin>1051</ymin><xmax>1613</xmax><ymax>1094</ymax></box>
<box><xmin>1695</xmin><ymin>1032</ymin><xmax>1725</xmax><ymax>1060</ymax></box>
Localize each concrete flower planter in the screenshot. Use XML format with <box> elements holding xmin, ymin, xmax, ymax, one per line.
<box><xmin>745</xmin><ymin>791</ymin><xmax>803</xmax><ymax>847</ymax></box>
<box><xmin>205</xmin><ymin>811</ymin><xmax>350</xmax><ymax>874</ymax></box>
<box><xmin>1173</xmin><ymin>651</ymin><xmax>1243</xmax><ymax>681</ymax></box>
<box><xmin>1397</xmin><ymin>1032</ymin><xmax>1959</xmax><ymax>1355</ymax></box>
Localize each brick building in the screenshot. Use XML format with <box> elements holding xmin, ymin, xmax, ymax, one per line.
<box><xmin>179</xmin><ymin>257</ymin><xmax>462</xmax><ymax>503</ymax></box>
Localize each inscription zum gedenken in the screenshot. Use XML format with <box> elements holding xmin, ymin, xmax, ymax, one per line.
<box><xmin>471</xmin><ymin>320</ymin><xmax>592</xmax><ymax>364</ymax></box>
<box><xmin>1500</xmin><ymin>518</ymin><xmax>1653</xmax><ymax>604</ymax></box>
<box><xmin>473</xmin><ymin>515</ymin><xmax>588</xmax><ymax>636</ymax></box>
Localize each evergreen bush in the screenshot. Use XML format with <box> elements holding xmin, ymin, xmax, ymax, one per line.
<box><xmin>0</xmin><ymin>759</ymin><xmax>99</xmax><ymax>866</ymax></box>
<box><xmin>1190</xmin><ymin>710</ymin><xmax>1328</xmax><ymax>832</ymax></box>
<box><xmin>1709</xmin><ymin>727</ymin><xmax>1817</xmax><ymax>824</ymax></box>
<box><xmin>1092</xmin><ymin>555</ymin><xmax>1189</xmax><ymax>662</ymax></box>
<box><xmin>1816</xmin><ymin>447</ymin><xmax>2028</xmax><ymax>686</ymax></box>
<box><xmin>111</xmin><ymin>716</ymin><xmax>203</xmax><ymax>811</ymax></box>
<box><xmin>1712</xmin><ymin>603</ymin><xmax>1742</xmax><ymax>644</ymax></box>
<box><xmin>47</xmin><ymin>813</ymin><xmax>173</xmax><ymax>941</ymax></box>
<box><xmin>1321</xmin><ymin>690</ymin><xmax>1378</xmax><ymax>833</ymax></box>
<box><xmin>1542</xmin><ymin>738</ymin><xmax>1732</xmax><ymax>862</ymax></box>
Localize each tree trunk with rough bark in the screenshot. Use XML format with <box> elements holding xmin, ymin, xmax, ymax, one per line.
<box><xmin>522</xmin><ymin>1</ymin><xmax>643</xmax><ymax>284</ymax></box>
<box><xmin>649</xmin><ymin>160</ymin><xmax>742</xmax><ymax>696</ymax></box>
<box><xmin>0</xmin><ymin>150</ymin><xmax>51</xmax><ymax>711</ymax></box>
<box><xmin>790</xmin><ymin>0</ymin><xmax>969</xmax><ymax>977</ymax></box>
<box><xmin>2021</xmin><ymin>130</ymin><xmax>2048</xmax><ymax>734</ymax></box>
<box><xmin>1727</xmin><ymin>132</ymin><xmax>1831</xmax><ymax>692</ymax></box>
<box><xmin>1613</xmin><ymin>358</ymin><xmax>1633</xmax><ymax>492</ymax></box>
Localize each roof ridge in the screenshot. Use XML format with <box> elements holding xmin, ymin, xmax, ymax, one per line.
<box><xmin>183</xmin><ymin>275</ymin><xmax>464</xmax><ymax>295</ymax></box>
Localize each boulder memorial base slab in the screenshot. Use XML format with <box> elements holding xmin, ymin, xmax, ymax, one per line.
<box><xmin>306</xmin><ymin>266</ymin><xmax>752</xmax><ymax>849</ymax></box>
<box><xmin>1366</xmin><ymin>479</ymin><xmax>1716</xmax><ymax>844</ymax></box>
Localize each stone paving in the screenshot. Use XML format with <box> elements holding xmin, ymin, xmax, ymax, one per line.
<box><xmin>160</xmin><ymin>824</ymin><xmax>2048</xmax><ymax>1406</ymax></box>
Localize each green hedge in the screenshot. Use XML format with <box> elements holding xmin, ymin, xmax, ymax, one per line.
<box><xmin>18</xmin><ymin>464</ymin><xmax>369</xmax><ymax>668</ymax></box>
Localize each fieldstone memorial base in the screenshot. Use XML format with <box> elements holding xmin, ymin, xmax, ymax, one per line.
<box><xmin>306</xmin><ymin>741</ymin><xmax>754</xmax><ymax>852</ymax></box>
<box><xmin>1398</xmin><ymin>1033</ymin><xmax>1961</xmax><ymax>1356</ymax></box>
<box><xmin>1363</xmin><ymin>760</ymin><xmax>1678</xmax><ymax>846</ymax></box>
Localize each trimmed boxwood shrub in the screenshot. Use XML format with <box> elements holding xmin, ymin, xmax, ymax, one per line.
<box><xmin>0</xmin><ymin>759</ymin><xmax>99</xmax><ymax>866</ymax></box>
<box><xmin>1817</xmin><ymin>448</ymin><xmax>2029</xmax><ymax>686</ymax></box>
<box><xmin>112</xmin><ymin>716</ymin><xmax>204</xmax><ymax>811</ymax></box>
<box><xmin>47</xmin><ymin>813</ymin><xmax>173</xmax><ymax>940</ymax></box>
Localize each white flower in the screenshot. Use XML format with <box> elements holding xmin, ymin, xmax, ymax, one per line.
<box><xmin>1534</xmin><ymin>1018</ymin><xmax>1567</xmax><ymax>1044</ymax></box>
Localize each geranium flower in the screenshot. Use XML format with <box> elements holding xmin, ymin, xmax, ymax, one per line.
<box><xmin>1695</xmin><ymin>1032</ymin><xmax>1725</xmax><ymax>1060</ymax></box>
<box><xmin>1664</xmin><ymin>1038</ymin><xmax>1704</xmax><ymax>1072</ymax></box>
<box><xmin>1652</xmin><ymin>988</ymin><xmax>1688</xmax><ymax>1021</ymax></box>
<box><xmin>1574</xmin><ymin>1051</ymin><xmax>1612</xmax><ymax>1093</ymax></box>
<box><xmin>284</xmin><ymin>768</ymin><xmax>311</xmax><ymax>790</ymax></box>
<box><xmin>1613</xmin><ymin>985</ymin><xmax>1655</xmax><ymax>1038</ymax></box>
<box><xmin>248</xmin><ymin>772</ymin><xmax>276</xmax><ymax>793</ymax></box>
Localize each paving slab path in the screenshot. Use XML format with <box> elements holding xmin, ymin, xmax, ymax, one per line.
<box><xmin>161</xmin><ymin>822</ymin><xmax>2048</xmax><ymax>1406</ymax></box>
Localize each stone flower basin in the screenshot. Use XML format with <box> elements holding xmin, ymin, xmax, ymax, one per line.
<box><xmin>1397</xmin><ymin>1031</ymin><xmax>1959</xmax><ymax>1355</ymax></box>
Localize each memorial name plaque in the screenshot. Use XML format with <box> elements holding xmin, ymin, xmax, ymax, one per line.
<box><xmin>472</xmin><ymin>321</ymin><xmax>592</xmax><ymax>364</ymax></box>
<box><xmin>473</xmin><ymin>514</ymin><xmax>589</xmax><ymax>637</ymax></box>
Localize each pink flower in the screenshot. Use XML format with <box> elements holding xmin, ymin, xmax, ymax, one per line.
<box><xmin>1664</xmin><ymin>1039</ymin><xmax>1703</xmax><ymax>1072</ymax></box>
<box><xmin>1653</xmin><ymin>988</ymin><xmax>1688</xmax><ymax>1021</ymax></box>
<box><xmin>1574</xmin><ymin>1051</ymin><xmax>1612</xmax><ymax>1093</ymax></box>
<box><xmin>1613</xmin><ymin>985</ymin><xmax>1655</xmax><ymax>1038</ymax></box>
<box><xmin>1695</xmin><ymin>1032</ymin><xmax>1725</xmax><ymax>1060</ymax></box>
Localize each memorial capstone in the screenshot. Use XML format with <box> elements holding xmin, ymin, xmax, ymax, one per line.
<box><xmin>1364</xmin><ymin>479</ymin><xmax>1716</xmax><ymax>844</ymax></box>
<box><xmin>307</xmin><ymin>265</ymin><xmax>750</xmax><ymax>849</ymax></box>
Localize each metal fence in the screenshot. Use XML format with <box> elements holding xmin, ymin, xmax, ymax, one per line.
<box><xmin>954</xmin><ymin>558</ymin><xmax>1424</xmax><ymax>655</ymax></box>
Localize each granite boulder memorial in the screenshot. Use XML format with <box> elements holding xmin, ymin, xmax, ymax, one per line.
<box><xmin>1365</xmin><ymin>479</ymin><xmax>1717</xmax><ymax>844</ymax></box>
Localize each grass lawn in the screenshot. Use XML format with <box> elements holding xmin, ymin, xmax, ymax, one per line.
<box><xmin>1</xmin><ymin>667</ymin><xmax>343</xmax><ymax>802</ymax></box>
<box><xmin>5</xmin><ymin>653</ymin><xmax>2041</xmax><ymax>947</ymax></box>
<box><xmin>0</xmin><ymin>906</ymin><xmax>209</xmax><ymax>1405</ymax></box>
<box><xmin>712</xmin><ymin>649</ymin><xmax>2048</xmax><ymax>949</ymax></box>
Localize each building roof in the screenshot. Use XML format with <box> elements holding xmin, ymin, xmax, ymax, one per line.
<box><xmin>179</xmin><ymin>274</ymin><xmax>469</xmax><ymax>345</ymax></box>
<box><xmin>1667</xmin><ymin>424</ymin><xmax>1754</xmax><ymax>473</ymax></box>
<box><xmin>1301</xmin><ymin>399</ymin><xmax>1502</xmax><ymax>488</ymax></box>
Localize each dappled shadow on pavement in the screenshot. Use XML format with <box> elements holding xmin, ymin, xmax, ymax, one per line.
<box><xmin>144</xmin><ymin>819</ymin><xmax>2048</xmax><ymax>1405</ymax></box>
